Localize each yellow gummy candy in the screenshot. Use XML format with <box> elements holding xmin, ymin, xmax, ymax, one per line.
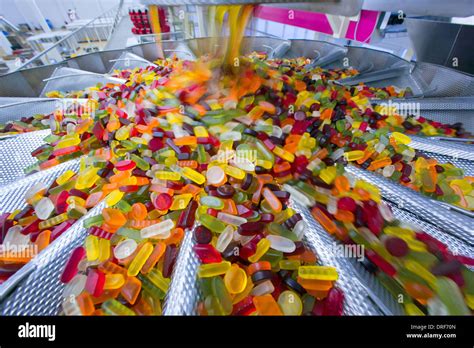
<box><xmin>273</xmin><ymin>146</ymin><xmax>295</xmax><ymax>163</ymax></box>
<box><xmin>405</xmin><ymin>303</ymin><xmax>425</xmax><ymax>316</ymax></box>
<box><xmin>98</xmin><ymin>238</ymin><xmax>111</xmax><ymax>262</ymax></box>
<box><xmin>355</xmin><ymin>180</ymin><xmax>381</xmax><ymax>203</ymax></box>
<box><xmin>56</xmin><ymin>170</ymin><xmax>76</xmax><ymax>186</ymax></box>
<box><xmin>38</xmin><ymin>213</ymin><xmax>68</xmax><ymax>229</ymax></box>
<box><xmin>194</xmin><ymin>126</ymin><xmax>209</xmax><ymax>138</ymax></box>
<box><xmin>127</xmin><ymin>242</ymin><xmax>154</xmax><ymax>276</ymax></box>
<box><xmin>391</xmin><ymin>132</ymin><xmax>411</xmax><ymax>145</ymax></box>
<box><xmin>450</xmin><ymin>179</ymin><xmax>472</xmax><ymax>195</ymax></box>
<box><xmin>75</xmin><ymin>167</ymin><xmax>100</xmax><ymax>189</ymax></box>
<box><xmin>155</xmin><ymin>171</ymin><xmax>181</xmax><ymax>181</ymax></box>
<box><xmin>384</xmin><ymin>226</ymin><xmax>415</xmax><ymax>238</ymax></box>
<box><xmin>56</xmin><ymin>135</ymin><xmax>80</xmax><ymax>149</ymax></box>
<box><xmin>256</xmin><ymin>159</ymin><xmax>272</xmax><ymax>170</ymax></box>
<box><xmin>170</xmin><ymin>194</ymin><xmax>193</xmax><ymax>210</ymax></box>
<box><xmin>224</xmin><ymin>164</ymin><xmax>245</xmax><ymax>180</ymax></box>
<box><xmin>198</xmin><ymin>261</ymin><xmax>231</xmax><ymax>278</ymax></box>
<box><xmin>320</xmin><ymin>166</ymin><xmax>337</xmax><ymax>185</ymax></box>
<box><xmin>298</xmin><ymin>266</ymin><xmax>338</xmax><ymax>281</ymax></box>
<box><xmin>344</xmin><ymin>150</ymin><xmax>365</xmax><ymax>161</ymax></box>
<box><xmin>105</xmin><ymin>190</ymin><xmax>124</xmax><ymax>207</ymax></box>
<box><xmin>405</xmin><ymin>260</ymin><xmax>437</xmax><ymax>288</ymax></box>
<box><xmin>248</xmin><ymin>238</ymin><xmax>270</xmax><ymax>263</ymax></box>
<box><xmin>466</xmin><ymin>294</ymin><xmax>474</xmax><ymax>310</ymax></box>
<box><xmin>181</xmin><ymin>167</ymin><xmax>205</xmax><ymax>185</ymax></box>
<box><xmin>85</xmin><ymin>235</ymin><xmax>99</xmax><ymax>261</ymax></box>
<box><xmin>148</xmin><ymin>269</ymin><xmax>170</xmax><ymax>293</ymax></box>
<box><xmin>104</xmin><ymin>274</ymin><xmax>125</xmax><ymax>290</ymax></box>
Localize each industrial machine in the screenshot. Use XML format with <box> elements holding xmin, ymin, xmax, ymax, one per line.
<box><xmin>0</xmin><ymin>0</ymin><xmax>472</xmax><ymax>318</ymax></box>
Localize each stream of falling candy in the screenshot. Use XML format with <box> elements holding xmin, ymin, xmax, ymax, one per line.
<box><xmin>207</xmin><ymin>5</ymin><xmax>255</xmax><ymax>72</ymax></box>
<box><xmin>148</xmin><ymin>5</ymin><xmax>165</xmax><ymax>61</ymax></box>
<box><xmin>223</xmin><ymin>5</ymin><xmax>254</xmax><ymax>71</ymax></box>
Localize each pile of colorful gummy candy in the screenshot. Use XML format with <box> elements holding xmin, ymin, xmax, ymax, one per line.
<box><xmin>0</xmin><ymin>100</ymin><xmax>97</xmax><ymax>135</ymax></box>
<box><xmin>0</xmin><ymin>114</ymin><xmax>50</xmax><ymax>135</ymax></box>
<box><xmin>1</xmin><ymin>53</ymin><xmax>472</xmax><ymax>316</ymax></box>
<box><xmin>29</xmin><ymin>55</ymin><xmax>474</xmax><ymax>210</ymax></box>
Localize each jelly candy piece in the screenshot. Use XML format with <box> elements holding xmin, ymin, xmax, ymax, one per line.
<box><xmin>76</xmin><ymin>292</ymin><xmax>95</xmax><ymax>315</ymax></box>
<box><xmin>405</xmin><ymin>303</ymin><xmax>425</xmax><ymax>316</ymax></box>
<box><xmin>128</xmin><ymin>242</ymin><xmax>154</xmax><ymax>276</ymax></box>
<box><xmin>248</xmin><ymin>238</ymin><xmax>271</xmax><ymax>263</ymax></box>
<box><xmin>323</xmin><ymin>287</ymin><xmax>344</xmax><ymax>316</ymax></box>
<box><xmin>61</xmin><ymin>246</ymin><xmax>86</xmax><ymax>283</ymax></box>
<box><xmin>162</xmin><ymin>244</ymin><xmax>178</xmax><ymax>278</ymax></box>
<box><xmin>147</xmin><ymin>269</ymin><xmax>170</xmax><ymax>293</ymax></box>
<box><xmin>200</xmin><ymin>196</ymin><xmax>224</xmax><ymax>210</ymax></box>
<box><xmin>155</xmin><ymin>171</ymin><xmax>181</xmax><ymax>181</ymax></box>
<box><xmin>238</xmin><ymin>222</ymin><xmax>264</xmax><ymax>236</ymax></box>
<box><xmin>384</xmin><ymin>237</ymin><xmax>409</xmax><ymax>257</ymax></box>
<box><xmin>215</xmin><ymin>225</ymin><xmax>235</xmax><ymax>252</ymax></box>
<box><xmin>35</xmin><ymin>197</ymin><xmax>55</xmax><ymax>220</ymax></box>
<box><xmin>253</xmin><ymin>294</ymin><xmax>283</xmax><ymax>315</ymax></box>
<box><xmin>298</xmin><ymin>266</ymin><xmax>338</xmax><ymax>281</ymax></box>
<box><xmin>181</xmin><ymin>167</ymin><xmax>205</xmax><ymax>185</ymax></box>
<box><xmin>232</xmin><ymin>296</ymin><xmax>256</xmax><ymax>315</ymax></box>
<box><xmin>154</xmin><ymin>193</ymin><xmax>172</xmax><ymax>210</ymax></box>
<box><xmin>115</xmin><ymin>160</ymin><xmax>136</xmax><ymax>171</ymax></box>
<box><xmin>140</xmin><ymin>219</ymin><xmax>175</xmax><ymax>239</ymax></box>
<box><xmin>435</xmin><ymin>277</ymin><xmax>470</xmax><ymax>315</ymax></box>
<box><xmin>198</xmin><ymin>261</ymin><xmax>231</xmax><ymax>278</ymax></box>
<box><xmin>390</xmin><ymin>132</ymin><xmax>411</xmax><ymax>145</ymax></box>
<box><xmin>194</xmin><ymin>225</ymin><xmax>213</xmax><ymax>244</ymax></box>
<box><xmin>171</xmin><ymin>194</ymin><xmax>193</xmax><ymax>210</ymax></box>
<box><xmin>85</xmin><ymin>269</ymin><xmax>105</xmax><ymax>297</ymax></box>
<box><xmin>130</xmin><ymin>203</ymin><xmax>148</xmax><ymax>221</ymax></box>
<box><xmin>311</xmin><ymin>207</ymin><xmax>337</xmax><ymax>234</ymax></box>
<box><xmin>297</xmin><ymin>277</ymin><xmax>333</xmax><ymax>291</ymax></box>
<box><xmin>337</xmin><ymin>197</ymin><xmax>356</xmax><ymax>212</ymax></box>
<box><xmin>344</xmin><ymin>150</ymin><xmax>364</xmax><ymax>162</ymax></box>
<box><xmin>141</xmin><ymin>242</ymin><xmax>166</xmax><ymax>274</ymax></box>
<box><xmin>102</xmin><ymin>208</ymin><xmax>126</xmax><ymax>229</ymax></box>
<box><xmin>178</xmin><ymin>200</ymin><xmax>198</xmax><ymax>228</ymax></box>
<box><xmin>319</xmin><ymin>166</ymin><xmax>337</xmax><ymax>184</ymax></box>
<box><xmin>85</xmin><ymin>235</ymin><xmax>99</xmax><ymax>261</ymax></box>
<box><xmin>114</xmin><ymin>239</ymin><xmax>138</xmax><ymax>260</ymax></box>
<box><xmin>262</xmin><ymin>188</ymin><xmax>282</xmax><ymax>213</ymax></box>
<box><xmin>206</xmin><ymin>166</ymin><xmax>227</xmax><ymax>186</ymax></box>
<box><xmin>366</xmin><ymin>250</ymin><xmax>397</xmax><ymax>277</ymax></box>
<box><xmin>102</xmin><ymin>299</ymin><xmax>136</xmax><ymax>316</ymax></box>
<box><xmin>266</xmin><ymin>235</ymin><xmax>296</xmax><ymax>253</ymax></box>
<box><xmin>104</xmin><ymin>274</ymin><xmax>125</xmax><ymax>290</ymax></box>
<box><xmin>224</xmin><ymin>264</ymin><xmax>247</xmax><ymax>294</ymax></box>
<box><xmin>194</xmin><ymin>244</ymin><xmax>223</xmax><ymax>264</ymax></box>
<box><xmin>200</xmin><ymin>214</ymin><xmax>226</xmax><ymax>233</ymax></box>
<box><xmin>278</xmin><ymin>290</ymin><xmax>303</xmax><ymax>316</ymax></box>
<box><xmin>405</xmin><ymin>282</ymin><xmax>433</xmax><ymax>301</ymax></box>
<box><xmin>121</xmin><ymin>276</ymin><xmax>142</xmax><ymax>305</ymax></box>
<box><xmin>210</xmin><ymin>276</ymin><xmax>233</xmax><ymax>315</ymax></box>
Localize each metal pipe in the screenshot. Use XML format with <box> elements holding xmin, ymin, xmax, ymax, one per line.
<box><xmin>433</xmin><ymin>137</ymin><xmax>474</xmax><ymax>143</ymax></box>
<box><xmin>30</xmin><ymin>0</ymin><xmax>52</xmax><ymax>33</ymax></box>
<box><xmin>0</xmin><ymin>98</ymin><xmax>60</xmax><ymax>109</ymax></box>
<box><xmin>107</xmin><ymin>0</ymin><xmax>125</xmax><ymax>42</ymax></box>
<box><xmin>42</xmin><ymin>72</ymin><xmax>125</xmax><ymax>83</ymax></box>
<box><xmin>0</xmin><ymin>16</ymin><xmax>20</xmax><ymax>32</ymax></box>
